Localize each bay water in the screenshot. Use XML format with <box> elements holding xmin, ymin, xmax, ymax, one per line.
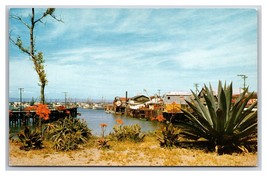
<box><xmin>9</xmin><ymin>108</ymin><xmax>161</xmax><ymax>137</ymax></box>
<box><xmin>77</xmin><ymin>108</ymin><xmax>161</xmax><ymax>136</ymax></box>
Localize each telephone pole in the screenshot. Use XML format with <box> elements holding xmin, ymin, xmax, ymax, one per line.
<box><xmin>62</xmin><ymin>92</ymin><xmax>67</xmax><ymax>107</ymax></box>
<box><xmin>18</xmin><ymin>88</ymin><xmax>24</xmax><ymax>111</ymax></box>
<box><xmin>237</xmin><ymin>74</ymin><xmax>248</xmax><ymax>92</ymax></box>
<box><xmin>194</xmin><ymin>83</ymin><xmax>199</xmax><ymax>95</ymax></box>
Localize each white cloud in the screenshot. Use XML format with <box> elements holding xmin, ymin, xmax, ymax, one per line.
<box><xmin>9</xmin><ymin>8</ymin><xmax>258</xmax><ymax>99</ymax></box>
<box><xmin>174</xmin><ymin>39</ymin><xmax>257</xmax><ymax>70</ymax></box>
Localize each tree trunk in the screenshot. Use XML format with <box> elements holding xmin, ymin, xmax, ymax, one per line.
<box><xmin>30</xmin><ymin>8</ymin><xmax>35</xmax><ymax>57</ymax></box>
<box><xmin>40</xmin><ymin>83</ymin><xmax>45</xmax><ymax>104</ymax></box>
<box><xmin>30</xmin><ymin>8</ymin><xmax>46</xmax><ymax>104</ymax></box>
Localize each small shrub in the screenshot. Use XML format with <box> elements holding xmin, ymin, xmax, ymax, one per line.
<box><xmin>152</xmin><ymin>114</ymin><xmax>180</xmax><ymax>148</ymax></box>
<box><xmin>97</xmin><ymin>123</ymin><xmax>110</xmax><ymax>149</ymax></box>
<box><xmin>110</xmin><ymin>124</ymin><xmax>145</xmax><ymax>142</ymax></box>
<box><xmin>44</xmin><ymin>116</ymin><xmax>92</xmax><ymax>151</ymax></box>
<box><xmin>17</xmin><ymin>126</ymin><xmax>44</xmax><ymax>151</ymax></box>
<box><xmin>97</xmin><ymin>137</ymin><xmax>110</xmax><ymax>149</ymax></box>
<box><xmin>157</xmin><ymin>122</ymin><xmax>180</xmax><ymax>148</ymax></box>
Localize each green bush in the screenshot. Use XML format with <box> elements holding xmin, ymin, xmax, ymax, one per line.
<box><xmin>179</xmin><ymin>81</ymin><xmax>257</xmax><ymax>154</ymax></box>
<box><xmin>44</xmin><ymin>117</ymin><xmax>92</xmax><ymax>151</ymax></box>
<box><xmin>110</xmin><ymin>124</ymin><xmax>145</xmax><ymax>142</ymax></box>
<box><xmin>17</xmin><ymin>126</ymin><xmax>44</xmax><ymax>151</ymax></box>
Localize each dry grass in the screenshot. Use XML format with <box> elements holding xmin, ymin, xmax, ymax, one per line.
<box><xmin>9</xmin><ymin>136</ymin><xmax>258</xmax><ymax>167</ymax></box>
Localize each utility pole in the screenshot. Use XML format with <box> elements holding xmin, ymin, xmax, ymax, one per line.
<box><xmin>143</xmin><ymin>89</ymin><xmax>150</xmax><ymax>100</ymax></box>
<box><xmin>62</xmin><ymin>92</ymin><xmax>67</xmax><ymax>107</ymax></box>
<box><xmin>194</xmin><ymin>83</ymin><xmax>199</xmax><ymax>95</ymax></box>
<box><xmin>158</xmin><ymin>89</ymin><xmax>161</xmax><ymax>97</ymax></box>
<box><xmin>237</xmin><ymin>74</ymin><xmax>248</xmax><ymax>92</ymax></box>
<box><xmin>126</xmin><ymin>91</ymin><xmax>128</xmax><ymax>105</ymax></box>
<box><xmin>18</xmin><ymin>88</ymin><xmax>24</xmax><ymax>111</ymax></box>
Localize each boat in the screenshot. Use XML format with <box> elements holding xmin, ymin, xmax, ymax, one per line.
<box><xmin>92</xmin><ymin>103</ymin><xmax>104</xmax><ymax>110</ymax></box>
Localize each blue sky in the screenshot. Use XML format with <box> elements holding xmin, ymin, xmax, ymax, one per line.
<box><xmin>8</xmin><ymin>8</ymin><xmax>258</xmax><ymax>101</ymax></box>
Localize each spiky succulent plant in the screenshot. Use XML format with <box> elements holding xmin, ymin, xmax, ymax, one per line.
<box><xmin>179</xmin><ymin>81</ymin><xmax>257</xmax><ymax>154</ymax></box>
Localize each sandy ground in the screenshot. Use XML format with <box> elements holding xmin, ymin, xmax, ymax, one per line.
<box><xmin>8</xmin><ymin>139</ymin><xmax>258</xmax><ymax>167</ymax></box>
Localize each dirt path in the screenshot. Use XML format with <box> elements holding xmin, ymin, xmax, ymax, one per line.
<box><xmin>8</xmin><ymin>140</ymin><xmax>258</xmax><ymax>167</ymax></box>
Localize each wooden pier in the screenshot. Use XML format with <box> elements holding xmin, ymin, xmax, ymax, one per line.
<box><xmin>9</xmin><ymin>107</ymin><xmax>78</xmax><ymax>127</ymax></box>
<box><xmin>125</xmin><ymin>107</ymin><xmax>162</xmax><ymax>121</ymax></box>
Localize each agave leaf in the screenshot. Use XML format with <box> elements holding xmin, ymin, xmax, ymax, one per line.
<box><xmin>179</xmin><ymin>131</ymin><xmax>200</xmax><ymax>140</ymax></box>
<box><xmin>217</xmin><ymin>81</ymin><xmax>227</xmax><ymax>114</ymax></box>
<box><xmin>234</xmin><ymin>88</ymin><xmax>248</xmax><ymax>104</ymax></box>
<box><xmin>190</xmin><ymin>90</ymin><xmax>213</xmax><ymax>125</ymax></box>
<box><xmin>228</xmin><ymin>95</ymin><xmax>245</xmax><ymax>123</ymax></box>
<box><xmin>224</xmin><ymin>82</ymin><xmax>233</xmax><ymax>122</ymax></box>
<box><xmin>237</xmin><ymin>101</ymin><xmax>257</xmax><ymax>124</ymax></box>
<box><xmin>247</xmin><ymin>100</ymin><xmax>257</xmax><ymax>110</ymax></box>
<box><xmin>182</xmin><ymin>107</ymin><xmax>214</xmax><ymax>134</ymax></box>
<box><xmin>204</xmin><ymin>84</ymin><xmax>218</xmax><ymax>128</ymax></box>
<box><xmin>234</xmin><ymin>123</ymin><xmax>257</xmax><ymax>140</ymax></box>
<box><xmin>184</xmin><ymin>100</ymin><xmax>216</xmax><ymax>131</ymax></box>
<box><xmin>238</xmin><ymin>133</ymin><xmax>257</xmax><ymax>142</ymax></box>
<box><xmin>178</xmin><ymin>121</ymin><xmax>212</xmax><ymax>140</ymax></box>
<box><xmin>216</xmin><ymin>108</ymin><xmax>225</xmax><ymax>133</ymax></box>
<box><xmin>234</xmin><ymin>92</ymin><xmax>255</xmax><ymax>124</ymax></box>
<box><xmin>18</xmin><ymin>133</ymin><xmax>26</xmax><ymax>142</ymax></box>
<box><xmin>235</xmin><ymin>111</ymin><xmax>257</xmax><ymax>133</ymax></box>
<box><xmin>207</xmin><ymin>83</ymin><xmax>217</xmax><ymax>110</ymax></box>
<box><xmin>235</xmin><ymin>94</ymin><xmax>257</xmax><ymax>126</ymax></box>
<box><xmin>203</xmin><ymin>93</ymin><xmax>217</xmax><ymax>129</ymax></box>
<box><xmin>24</xmin><ymin>126</ymin><xmax>30</xmax><ymax>138</ymax></box>
<box><xmin>225</xmin><ymin>97</ymin><xmax>248</xmax><ymax>133</ymax></box>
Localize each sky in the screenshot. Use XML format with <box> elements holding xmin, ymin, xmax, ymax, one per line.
<box><xmin>8</xmin><ymin>8</ymin><xmax>258</xmax><ymax>101</ymax></box>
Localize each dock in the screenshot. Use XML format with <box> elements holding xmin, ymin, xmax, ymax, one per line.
<box><xmin>9</xmin><ymin>107</ymin><xmax>78</xmax><ymax>127</ymax></box>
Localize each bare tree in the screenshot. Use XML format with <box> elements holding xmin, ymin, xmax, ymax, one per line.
<box><xmin>10</xmin><ymin>8</ymin><xmax>63</xmax><ymax>104</ymax></box>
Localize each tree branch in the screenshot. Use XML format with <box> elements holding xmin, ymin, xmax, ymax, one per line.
<box><xmin>10</xmin><ymin>15</ymin><xmax>30</xmax><ymax>29</ymax></box>
<box><xmin>34</xmin><ymin>8</ymin><xmax>63</xmax><ymax>24</ymax></box>
<box><xmin>9</xmin><ymin>35</ymin><xmax>33</xmax><ymax>57</ymax></box>
<box><xmin>34</xmin><ymin>14</ymin><xmax>46</xmax><ymax>24</ymax></box>
<box><xmin>49</xmin><ymin>14</ymin><xmax>64</xmax><ymax>23</ymax></box>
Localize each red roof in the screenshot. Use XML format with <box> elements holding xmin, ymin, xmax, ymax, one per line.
<box><xmin>120</xmin><ymin>97</ymin><xmax>127</xmax><ymax>101</ymax></box>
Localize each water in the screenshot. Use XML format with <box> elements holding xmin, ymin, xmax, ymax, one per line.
<box><xmin>77</xmin><ymin>108</ymin><xmax>160</xmax><ymax>136</ymax></box>
<box><xmin>9</xmin><ymin>108</ymin><xmax>161</xmax><ymax>137</ymax></box>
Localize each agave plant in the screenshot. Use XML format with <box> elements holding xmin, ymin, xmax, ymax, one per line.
<box><xmin>17</xmin><ymin>126</ymin><xmax>44</xmax><ymax>151</ymax></box>
<box><xmin>44</xmin><ymin>116</ymin><xmax>92</xmax><ymax>151</ymax></box>
<box><xmin>179</xmin><ymin>81</ymin><xmax>257</xmax><ymax>154</ymax></box>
